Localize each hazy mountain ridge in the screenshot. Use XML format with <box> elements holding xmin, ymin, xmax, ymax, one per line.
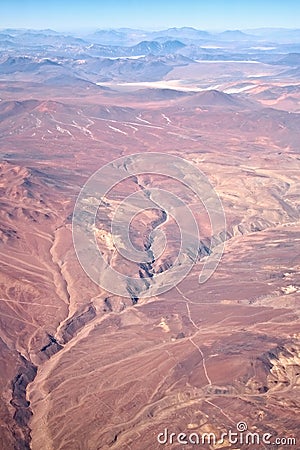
<box><xmin>1</xmin><ymin>27</ymin><xmax>300</xmax><ymax>84</ymax></box>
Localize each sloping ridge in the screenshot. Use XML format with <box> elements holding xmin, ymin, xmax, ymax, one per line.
<box><xmin>0</xmin><ymin>56</ymin><xmax>59</xmax><ymax>74</ymax></box>
<box><xmin>0</xmin><ymin>100</ymin><xmax>40</xmax><ymax>120</ymax></box>
<box><xmin>180</xmin><ymin>89</ymin><xmax>247</xmax><ymax>107</ymax></box>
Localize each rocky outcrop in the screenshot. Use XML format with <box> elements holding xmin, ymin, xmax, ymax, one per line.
<box><xmin>10</xmin><ymin>356</ymin><xmax>37</xmax><ymax>450</ymax></box>
<box><xmin>39</xmin><ymin>333</ymin><xmax>63</xmax><ymax>361</ymax></box>
<box><xmin>265</xmin><ymin>344</ymin><xmax>300</xmax><ymax>391</ymax></box>
<box><xmin>244</xmin><ymin>343</ymin><xmax>300</xmax><ymax>395</ymax></box>
<box><xmin>59</xmin><ymin>304</ymin><xmax>96</xmax><ymax>344</ymax></box>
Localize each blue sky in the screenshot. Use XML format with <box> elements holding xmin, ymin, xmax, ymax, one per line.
<box><xmin>1</xmin><ymin>0</ymin><xmax>300</xmax><ymax>31</ymax></box>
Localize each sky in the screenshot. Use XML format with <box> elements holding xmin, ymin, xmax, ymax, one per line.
<box><xmin>1</xmin><ymin>0</ymin><xmax>300</xmax><ymax>31</ymax></box>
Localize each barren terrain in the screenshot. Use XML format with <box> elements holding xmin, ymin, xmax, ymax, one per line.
<box><xmin>0</xmin><ymin>27</ymin><xmax>299</xmax><ymax>449</ymax></box>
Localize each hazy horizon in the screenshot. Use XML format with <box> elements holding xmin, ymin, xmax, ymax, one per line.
<box><xmin>1</xmin><ymin>0</ymin><xmax>300</xmax><ymax>31</ymax></box>
<box><xmin>1</xmin><ymin>25</ymin><xmax>300</xmax><ymax>33</ymax></box>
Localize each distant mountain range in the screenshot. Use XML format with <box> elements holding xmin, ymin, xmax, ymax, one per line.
<box><xmin>0</xmin><ymin>27</ymin><xmax>299</xmax><ymax>85</ymax></box>
<box><xmin>1</xmin><ymin>27</ymin><xmax>300</xmax><ymax>60</ymax></box>
<box><xmin>1</xmin><ymin>26</ymin><xmax>300</xmax><ymax>48</ymax></box>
